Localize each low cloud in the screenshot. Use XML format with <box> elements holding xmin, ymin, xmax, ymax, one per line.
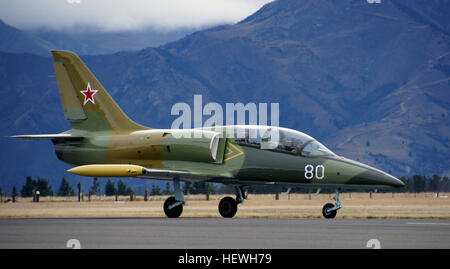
<box><xmin>0</xmin><ymin>0</ymin><xmax>273</xmax><ymax>32</ymax></box>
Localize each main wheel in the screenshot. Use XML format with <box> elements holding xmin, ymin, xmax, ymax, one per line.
<box><xmin>219</xmin><ymin>196</ymin><xmax>238</xmax><ymax>218</ymax></box>
<box><xmin>322</xmin><ymin>203</ymin><xmax>337</xmax><ymax>219</ymax></box>
<box><xmin>164</xmin><ymin>196</ymin><xmax>183</xmax><ymax>218</ymax></box>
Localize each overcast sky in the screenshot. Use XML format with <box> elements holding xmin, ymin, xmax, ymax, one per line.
<box><xmin>0</xmin><ymin>0</ymin><xmax>273</xmax><ymax>32</ymax></box>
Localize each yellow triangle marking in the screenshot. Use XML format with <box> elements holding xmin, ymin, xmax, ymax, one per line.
<box><xmin>224</xmin><ymin>141</ymin><xmax>244</xmax><ymax>162</ymax></box>
<box><xmin>225</xmin><ymin>147</ymin><xmax>233</xmax><ymax>156</ymax></box>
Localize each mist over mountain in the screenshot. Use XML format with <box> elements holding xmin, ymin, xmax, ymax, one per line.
<box><xmin>1</xmin><ymin>0</ymin><xmax>449</xmax><ymax>192</ymax></box>
<box><xmin>0</xmin><ymin>19</ymin><xmax>197</xmax><ymax>56</ymax></box>
<box><xmin>0</xmin><ymin>20</ymin><xmax>53</xmax><ymax>56</ymax></box>
<box><xmin>30</xmin><ymin>27</ymin><xmax>198</xmax><ymax>56</ymax></box>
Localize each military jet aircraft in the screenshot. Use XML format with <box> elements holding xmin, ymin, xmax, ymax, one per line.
<box><xmin>11</xmin><ymin>50</ymin><xmax>404</xmax><ymax>218</ymax></box>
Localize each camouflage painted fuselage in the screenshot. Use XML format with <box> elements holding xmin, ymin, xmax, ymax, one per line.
<box><xmin>53</xmin><ymin>126</ymin><xmax>404</xmax><ymax>189</ymax></box>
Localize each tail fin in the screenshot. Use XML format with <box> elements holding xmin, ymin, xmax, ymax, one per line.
<box><xmin>52</xmin><ymin>50</ymin><xmax>148</xmax><ymax>131</ymax></box>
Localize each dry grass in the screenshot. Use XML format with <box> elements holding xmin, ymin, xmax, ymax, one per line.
<box><xmin>0</xmin><ymin>192</ymin><xmax>449</xmax><ymax>219</ymax></box>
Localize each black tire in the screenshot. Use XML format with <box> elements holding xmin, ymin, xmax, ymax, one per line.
<box><xmin>219</xmin><ymin>196</ymin><xmax>238</xmax><ymax>218</ymax></box>
<box><xmin>164</xmin><ymin>196</ymin><xmax>183</xmax><ymax>218</ymax></box>
<box><xmin>322</xmin><ymin>203</ymin><xmax>337</xmax><ymax>219</ymax></box>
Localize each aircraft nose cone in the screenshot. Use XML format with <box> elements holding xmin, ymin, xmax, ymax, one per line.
<box><xmin>360</xmin><ymin>168</ymin><xmax>405</xmax><ymax>188</ymax></box>
<box><xmin>381</xmin><ymin>173</ymin><xmax>405</xmax><ymax>188</ymax></box>
<box><xmin>339</xmin><ymin>157</ymin><xmax>405</xmax><ymax>188</ymax></box>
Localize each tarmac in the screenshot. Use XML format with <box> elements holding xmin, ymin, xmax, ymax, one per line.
<box><xmin>0</xmin><ymin>218</ymin><xmax>449</xmax><ymax>249</ymax></box>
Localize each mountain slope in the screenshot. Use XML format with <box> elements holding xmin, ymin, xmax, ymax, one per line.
<box><xmin>155</xmin><ymin>0</ymin><xmax>450</xmax><ymax>175</ymax></box>
<box><xmin>31</xmin><ymin>28</ymin><xmax>196</xmax><ymax>55</ymax></box>
<box><xmin>0</xmin><ymin>0</ymin><xmax>449</xmax><ymax>192</ymax></box>
<box><xmin>0</xmin><ymin>20</ymin><xmax>53</xmax><ymax>56</ymax></box>
<box><xmin>0</xmin><ymin>19</ymin><xmax>197</xmax><ymax>56</ymax></box>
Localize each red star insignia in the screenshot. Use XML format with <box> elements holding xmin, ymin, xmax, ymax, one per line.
<box><xmin>80</xmin><ymin>82</ymin><xmax>98</xmax><ymax>105</ymax></box>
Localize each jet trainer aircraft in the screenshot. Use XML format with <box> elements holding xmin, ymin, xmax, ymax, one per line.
<box><xmin>12</xmin><ymin>50</ymin><xmax>404</xmax><ymax>218</ymax></box>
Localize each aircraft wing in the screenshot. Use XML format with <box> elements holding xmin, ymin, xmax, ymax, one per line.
<box><xmin>9</xmin><ymin>134</ymin><xmax>83</xmax><ymax>140</ymax></box>
<box><xmin>209</xmin><ymin>178</ymin><xmax>397</xmax><ymax>190</ymax></box>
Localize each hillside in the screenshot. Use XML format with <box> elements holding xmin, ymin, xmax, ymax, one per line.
<box><xmin>0</xmin><ymin>0</ymin><xmax>449</xmax><ymax>192</ymax></box>
<box><xmin>0</xmin><ymin>20</ymin><xmax>53</xmax><ymax>56</ymax></box>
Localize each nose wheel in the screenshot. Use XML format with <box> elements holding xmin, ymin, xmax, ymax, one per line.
<box><xmin>322</xmin><ymin>189</ymin><xmax>342</xmax><ymax>219</ymax></box>
<box><xmin>322</xmin><ymin>203</ymin><xmax>337</xmax><ymax>219</ymax></box>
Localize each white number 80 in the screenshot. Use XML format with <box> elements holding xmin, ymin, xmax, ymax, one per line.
<box><xmin>304</xmin><ymin>164</ymin><xmax>325</xmax><ymax>180</ymax></box>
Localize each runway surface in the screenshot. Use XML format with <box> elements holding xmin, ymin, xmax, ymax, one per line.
<box><xmin>0</xmin><ymin>218</ymin><xmax>449</xmax><ymax>249</ymax></box>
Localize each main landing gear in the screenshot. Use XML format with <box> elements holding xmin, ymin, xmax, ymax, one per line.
<box><xmin>218</xmin><ymin>186</ymin><xmax>247</xmax><ymax>218</ymax></box>
<box><xmin>163</xmin><ymin>177</ymin><xmax>185</xmax><ymax>218</ymax></box>
<box><xmin>163</xmin><ymin>179</ymin><xmax>248</xmax><ymax>218</ymax></box>
<box><xmin>322</xmin><ymin>189</ymin><xmax>342</xmax><ymax>219</ymax></box>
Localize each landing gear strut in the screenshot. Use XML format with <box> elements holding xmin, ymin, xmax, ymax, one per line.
<box><xmin>163</xmin><ymin>176</ymin><xmax>185</xmax><ymax>218</ymax></box>
<box><xmin>322</xmin><ymin>189</ymin><xmax>342</xmax><ymax>219</ymax></box>
<box><xmin>218</xmin><ymin>186</ymin><xmax>247</xmax><ymax>218</ymax></box>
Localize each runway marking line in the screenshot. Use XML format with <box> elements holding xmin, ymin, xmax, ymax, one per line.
<box><xmin>406</xmin><ymin>222</ymin><xmax>450</xmax><ymax>226</ymax></box>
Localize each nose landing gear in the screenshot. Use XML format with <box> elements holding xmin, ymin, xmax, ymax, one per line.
<box><xmin>322</xmin><ymin>189</ymin><xmax>342</xmax><ymax>219</ymax></box>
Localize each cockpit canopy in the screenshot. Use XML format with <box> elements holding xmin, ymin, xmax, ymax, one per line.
<box><xmin>228</xmin><ymin>125</ymin><xmax>335</xmax><ymax>157</ymax></box>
